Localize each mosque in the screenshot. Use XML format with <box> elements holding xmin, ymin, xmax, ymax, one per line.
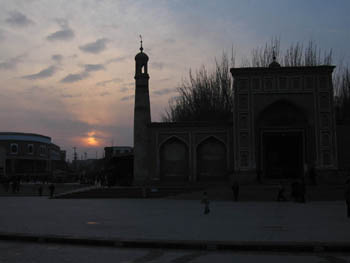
<box><xmin>133</xmin><ymin>43</ymin><xmax>341</xmax><ymax>185</ymax></box>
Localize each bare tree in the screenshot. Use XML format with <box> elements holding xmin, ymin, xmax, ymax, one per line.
<box><xmin>251</xmin><ymin>37</ymin><xmax>281</xmax><ymax>67</ymax></box>
<box><xmin>163</xmin><ymin>39</ymin><xmax>336</xmax><ymax>122</ymax></box>
<box><xmin>334</xmin><ymin>65</ymin><xmax>350</xmax><ymax>122</ymax></box>
<box><xmin>162</xmin><ymin>52</ymin><xmax>233</xmax><ymax>122</ymax></box>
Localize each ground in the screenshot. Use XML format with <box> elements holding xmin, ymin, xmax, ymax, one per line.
<box><xmin>1</xmin><ymin>242</ymin><xmax>350</xmax><ymax>263</ymax></box>
<box><xmin>1</xmin><ymin>197</ymin><xmax>350</xmax><ymax>262</ymax></box>
<box><xmin>0</xmin><ymin>197</ymin><xmax>349</xmax><ymax>242</ymax></box>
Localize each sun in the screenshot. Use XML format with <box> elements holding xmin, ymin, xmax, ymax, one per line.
<box><xmin>84</xmin><ymin>131</ymin><xmax>100</xmax><ymax>147</ymax></box>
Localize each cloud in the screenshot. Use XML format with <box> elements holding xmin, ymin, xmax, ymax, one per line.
<box><xmin>5</xmin><ymin>11</ymin><xmax>34</xmax><ymax>27</ymax></box>
<box><xmin>61</xmin><ymin>93</ymin><xmax>82</xmax><ymax>98</ymax></box>
<box><xmin>60</xmin><ymin>72</ymin><xmax>89</xmax><ymax>83</ymax></box>
<box><xmin>119</xmin><ymin>87</ymin><xmax>129</xmax><ymax>93</ymax></box>
<box><xmin>99</xmin><ymin>91</ymin><xmax>111</xmax><ymax>96</ymax></box>
<box><xmin>157</xmin><ymin>78</ymin><xmax>171</xmax><ymax>82</ymax></box>
<box><xmin>105</xmin><ymin>56</ymin><xmax>127</xmax><ymax>64</ymax></box>
<box><xmin>60</xmin><ymin>63</ymin><xmax>104</xmax><ymax>84</ymax></box>
<box><xmin>164</xmin><ymin>38</ymin><xmax>176</xmax><ymax>44</ymax></box>
<box><xmin>52</xmin><ymin>54</ymin><xmax>63</xmax><ymax>63</ymax></box>
<box><xmin>96</xmin><ymin>78</ymin><xmax>123</xmax><ymax>86</ymax></box>
<box><xmin>125</xmin><ymin>82</ymin><xmax>134</xmax><ymax>87</ymax></box>
<box><xmin>0</xmin><ymin>54</ymin><xmax>26</xmax><ymax>70</ymax></box>
<box><xmin>22</xmin><ymin>85</ymin><xmax>49</xmax><ymax>96</ymax></box>
<box><xmin>0</xmin><ymin>29</ymin><xmax>5</xmax><ymax>41</ymax></box>
<box><xmin>151</xmin><ymin>62</ymin><xmax>164</xmax><ymax>70</ymax></box>
<box><xmin>79</xmin><ymin>38</ymin><xmax>109</xmax><ymax>54</ymax></box>
<box><xmin>47</xmin><ymin>27</ymin><xmax>74</xmax><ymax>41</ymax></box>
<box><xmin>153</xmin><ymin>88</ymin><xmax>175</xmax><ymax>96</ymax></box>
<box><xmin>84</xmin><ymin>64</ymin><xmax>105</xmax><ymax>72</ymax></box>
<box><xmin>120</xmin><ymin>95</ymin><xmax>134</xmax><ymax>101</ymax></box>
<box><xmin>22</xmin><ymin>65</ymin><xmax>57</xmax><ymax>80</ymax></box>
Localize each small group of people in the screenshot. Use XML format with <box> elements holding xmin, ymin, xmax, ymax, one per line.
<box><xmin>276</xmin><ymin>180</ymin><xmax>306</xmax><ymax>202</ymax></box>
<box><xmin>37</xmin><ymin>183</ymin><xmax>55</xmax><ymax>198</ymax></box>
<box><xmin>1</xmin><ymin>177</ymin><xmax>21</xmax><ymax>193</ymax></box>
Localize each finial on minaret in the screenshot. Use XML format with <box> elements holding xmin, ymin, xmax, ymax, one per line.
<box><xmin>269</xmin><ymin>46</ymin><xmax>281</xmax><ymax>68</ymax></box>
<box><xmin>272</xmin><ymin>46</ymin><xmax>276</xmax><ymax>62</ymax></box>
<box><xmin>139</xmin><ymin>35</ymin><xmax>143</xmax><ymax>53</ymax></box>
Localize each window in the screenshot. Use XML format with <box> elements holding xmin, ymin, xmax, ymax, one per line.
<box><xmin>39</xmin><ymin>145</ymin><xmax>46</xmax><ymax>156</ymax></box>
<box><xmin>10</xmin><ymin>144</ymin><xmax>18</xmax><ymax>154</ymax></box>
<box><xmin>27</xmin><ymin>144</ymin><xmax>34</xmax><ymax>154</ymax></box>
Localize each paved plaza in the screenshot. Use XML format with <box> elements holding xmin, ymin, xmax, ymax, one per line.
<box><xmin>0</xmin><ymin>197</ymin><xmax>349</xmax><ymax>244</ymax></box>
<box><xmin>1</xmin><ymin>241</ymin><xmax>350</xmax><ymax>263</ymax></box>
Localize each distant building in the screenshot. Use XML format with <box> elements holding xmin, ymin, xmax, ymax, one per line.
<box><xmin>0</xmin><ymin>132</ymin><xmax>66</xmax><ymax>178</ymax></box>
<box><xmin>104</xmin><ymin>146</ymin><xmax>133</xmax><ymax>160</ymax></box>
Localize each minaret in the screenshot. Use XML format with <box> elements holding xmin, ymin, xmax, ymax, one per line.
<box><xmin>133</xmin><ymin>36</ymin><xmax>151</xmax><ymax>185</ymax></box>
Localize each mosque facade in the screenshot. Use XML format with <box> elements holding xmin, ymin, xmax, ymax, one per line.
<box><xmin>133</xmin><ymin>46</ymin><xmax>339</xmax><ymax>185</ymax></box>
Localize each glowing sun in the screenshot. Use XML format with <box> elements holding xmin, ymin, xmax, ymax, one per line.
<box><xmin>84</xmin><ymin>131</ymin><xmax>100</xmax><ymax>147</ymax></box>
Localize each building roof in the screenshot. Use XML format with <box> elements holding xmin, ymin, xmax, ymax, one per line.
<box><xmin>230</xmin><ymin>65</ymin><xmax>335</xmax><ymax>75</ymax></box>
<box><xmin>0</xmin><ymin>132</ymin><xmax>51</xmax><ymax>144</ymax></box>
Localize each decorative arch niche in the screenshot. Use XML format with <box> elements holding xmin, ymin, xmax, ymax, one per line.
<box><xmin>159</xmin><ymin>137</ymin><xmax>189</xmax><ymax>181</ymax></box>
<box><xmin>196</xmin><ymin>136</ymin><xmax>227</xmax><ymax>180</ymax></box>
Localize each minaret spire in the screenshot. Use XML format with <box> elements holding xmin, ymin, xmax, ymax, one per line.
<box><xmin>134</xmin><ymin>36</ymin><xmax>150</xmax><ymax>185</ymax></box>
<box><xmin>139</xmin><ymin>35</ymin><xmax>143</xmax><ymax>53</ymax></box>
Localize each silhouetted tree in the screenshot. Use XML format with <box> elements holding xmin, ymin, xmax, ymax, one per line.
<box><xmin>334</xmin><ymin>66</ymin><xmax>350</xmax><ymax>123</ymax></box>
<box><xmin>163</xmin><ymin>39</ymin><xmax>337</xmax><ymax>122</ymax></box>
<box><xmin>162</xmin><ymin>52</ymin><xmax>234</xmax><ymax>122</ymax></box>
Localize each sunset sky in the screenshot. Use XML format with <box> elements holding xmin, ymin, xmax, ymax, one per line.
<box><xmin>0</xmin><ymin>0</ymin><xmax>349</xmax><ymax>160</ymax></box>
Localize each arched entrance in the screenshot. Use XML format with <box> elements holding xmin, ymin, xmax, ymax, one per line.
<box><xmin>197</xmin><ymin>137</ymin><xmax>227</xmax><ymax>181</ymax></box>
<box><xmin>160</xmin><ymin>137</ymin><xmax>189</xmax><ymax>181</ymax></box>
<box><xmin>257</xmin><ymin>100</ymin><xmax>308</xmax><ymax>179</ymax></box>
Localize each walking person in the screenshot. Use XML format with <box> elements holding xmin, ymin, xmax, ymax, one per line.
<box><xmin>232</xmin><ymin>181</ymin><xmax>239</xmax><ymax>201</ymax></box>
<box><xmin>201</xmin><ymin>192</ymin><xmax>210</xmax><ymax>214</ymax></box>
<box><xmin>38</xmin><ymin>184</ymin><xmax>43</xmax><ymax>196</ymax></box>
<box><xmin>345</xmin><ymin>179</ymin><xmax>350</xmax><ymax>218</ymax></box>
<box><xmin>309</xmin><ymin>164</ymin><xmax>317</xmax><ymax>185</ymax></box>
<box><xmin>291</xmin><ymin>180</ymin><xmax>298</xmax><ymax>202</ymax></box>
<box><xmin>49</xmin><ymin>183</ymin><xmax>55</xmax><ymax>198</ymax></box>
<box><xmin>298</xmin><ymin>179</ymin><xmax>306</xmax><ymax>203</ymax></box>
<box><xmin>256</xmin><ymin>169</ymin><xmax>262</xmax><ymax>184</ymax></box>
<box><xmin>276</xmin><ymin>182</ymin><xmax>287</xmax><ymax>201</ymax></box>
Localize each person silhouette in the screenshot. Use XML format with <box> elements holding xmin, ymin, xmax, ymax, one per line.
<box><xmin>38</xmin><ymin>185</ymin><xmax>43</xmax><ymax>196</ymax></box>
<box><xmin>201</xmin><ymin>192</ymin><xmax>210</xmax><ymax>214</ymax></box>
<box><xmin>345</xmin><ymin>179</ymin><xmax>350</xmax><ymax>218</ymax></box>
<box><xmin>49</xmin><ymin>183</ymin><xmax>55</xmax><ymax>198</ymax></box>
<box><xmin>277</xmin><ymin>182</ymin><xmax>287</xmax><ymax>201</ymax></box>
<box><xmin>232</xmin><ymin>181</ymin><xmax>239</xmax><ymax>201</ymax></box>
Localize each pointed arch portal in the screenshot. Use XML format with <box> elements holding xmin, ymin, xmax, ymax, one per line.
<box><xmin>257</xmin><ymin>100</ymin><xmax>308</xmax><ymax>179</ymax></box>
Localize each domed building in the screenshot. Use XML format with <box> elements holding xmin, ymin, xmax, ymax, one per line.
<box><xmin>0</xmin><ymin>132</ymin><xmax>66</xmax><ymax>179</ymax></box>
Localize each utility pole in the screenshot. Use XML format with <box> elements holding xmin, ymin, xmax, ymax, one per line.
<box><xmin>73</xmin><ymin>147</ymin><xmax>77</xmax><ymax>170</ymax></box>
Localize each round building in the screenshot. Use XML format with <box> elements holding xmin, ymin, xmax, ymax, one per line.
<box><xmin>0</xmin><ymin>132</ymin><xmax>65</xmax><ymax>180</ymax></box>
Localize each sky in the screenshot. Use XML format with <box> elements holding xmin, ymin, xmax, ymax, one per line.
<box><xmin>0</xmin><ymin>0</ymin><xmax>349</xmax><ymax>161</ymax></box>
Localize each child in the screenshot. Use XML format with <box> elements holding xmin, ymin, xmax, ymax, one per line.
<box><xmin>201</xmin><ymin>192</ymin><xmax>210</xmax><ymax>214</ymax></box>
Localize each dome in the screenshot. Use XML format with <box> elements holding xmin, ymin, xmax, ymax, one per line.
<box><xmin>135</xmin><ymin>51</ymin><xmax>149</xmax><ymax>62</ymax></box>
<box><xmin>269</xmin><ymin>60</ymin><xmax>281</xmax><ymax>68</ymax></box>
<box><xmin>269</xmin><ymin>54</ymin><xmax>281</xmax><ymax>68</ymax></box>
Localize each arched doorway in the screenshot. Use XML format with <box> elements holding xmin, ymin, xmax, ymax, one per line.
<box><xmin>160</xmin><ymin>137</ymin><xmax>189</xmax><ymax>181</ymax></box>
<box><xmin>197</xmin><ymin>137</ymin><xmax>227</xmax><ymax>181</ymax></box>
<box><xmin>257</xmin><ymin>100</ymin><xmax>308</xmax><ymax>179</ymax></box>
